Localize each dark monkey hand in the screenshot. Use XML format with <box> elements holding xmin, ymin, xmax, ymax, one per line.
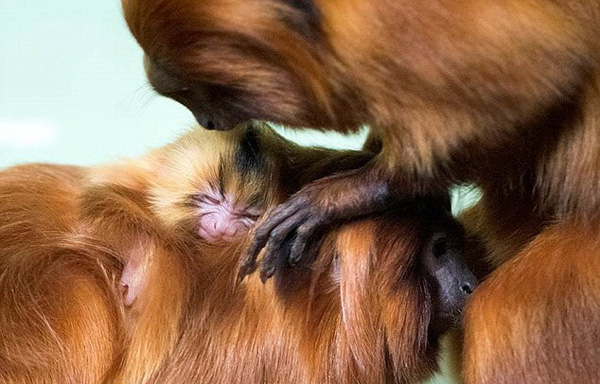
<box><xmin>238</xmin><ymin>162</ymin><xmax>448</xmax><ymax>282</ymax></box>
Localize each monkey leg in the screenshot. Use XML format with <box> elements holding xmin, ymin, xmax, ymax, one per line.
<box><xmin>463</xmin><ymin>219</ymin><xmax>600</xmax><ymax>384</ymax></box>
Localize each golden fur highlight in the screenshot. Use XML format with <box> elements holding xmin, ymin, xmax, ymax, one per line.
<box><xmin>0</xmin><ymin>125</ymin><xmax>453</xmax><ymax>383</ymax></box>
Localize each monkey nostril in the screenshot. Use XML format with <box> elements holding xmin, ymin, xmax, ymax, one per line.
<box><xmin>461</xmin><ymin>283</ymin><xmax>474</xmax><ymax>295</ymax></box>
<box><xmin>191</xmin><ymin>110</ymin><xmax>217</xmax><ymax>130</ymax></box>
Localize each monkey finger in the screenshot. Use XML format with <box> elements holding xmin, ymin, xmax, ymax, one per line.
<box><xmin>259</xmin><ymin>210</ymin><xmax>310</xmax><ymax>283</ymax></box>
<box><xmin>288</xmin><ymin>217</ymin><xmax>326</xmax><ymax>266</ymax></box>
<box><xmin>241</xmin><ymin>203</ymin><xmax>304</xmax><ymax>278</ymax></box>
<box><xmin>237</xmin><ymin>259</ymin><xmax>258</xmax><ymax>283</ymax></box>
<box><xmin>243</xmin><ymin>194</ymin><xmax>311</xmax><ymax>273</ymax></box>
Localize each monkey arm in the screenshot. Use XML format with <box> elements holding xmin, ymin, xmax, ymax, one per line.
<box><xmin>240</xmin><ymin>156</ymin><xmax>446</xmax><ymax>282</ymax></box>
<box><xmin>240</xmin><ymin>162</ymin><xmax>388</xmax><ymax>281</ymax></box>
<box><xmin>263</xmin><ymin>128</ymin><xmax>376</xmax><ymax>193</ymax></box>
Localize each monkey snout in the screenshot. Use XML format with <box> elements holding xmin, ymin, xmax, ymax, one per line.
<box><xmin>432</xmin><ymin>265</ymin><xmax>478</xmax><ymax>328</ymax></box>
<box><xmin>454</xmin><ymin>269</ymin><xmax>478</xmax><ymax>305</ymax></box>
<box><xmin>460</xmin><ymin>278</ymin><xmax>476</xmax><ymax>295</ymax></box>
<box><xmin>199</xmin><ymin>213</ymin><xmax>252</xmax><ymax>243</ymax></box>
<box><xmin>191</xmin><ymin>108</ymin><xmax>242</xmax><ymax>131</ymax></box>
<box><xmin>192</xmin><ymin>111</ymin><xmax>217</xmax><ymax>130</ymax></box>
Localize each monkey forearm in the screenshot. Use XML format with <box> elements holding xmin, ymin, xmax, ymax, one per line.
<box><xmin>280</xmin><ymin>146</ymin><xmax>375</xmax><ymax>194</ymax></box>
<box><xmin>241</xmin><ymin>157</ymin><xmax>447</xmax><ymax>281</ymax></box>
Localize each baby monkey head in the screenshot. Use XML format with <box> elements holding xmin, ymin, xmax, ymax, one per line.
<box><xmin>149</xmin><ymin>122</ymin><xmax>284</xmax><ymax>243</ymax></box>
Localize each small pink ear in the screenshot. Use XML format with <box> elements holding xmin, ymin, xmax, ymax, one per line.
<box><xmin>119</xmin><ymin>249</ymin><xmax>146</xmax><ymax>307</ymax></box>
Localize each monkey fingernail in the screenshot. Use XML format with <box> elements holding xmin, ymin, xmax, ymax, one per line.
<box><xmin>289</xmin><ymin>242</ymin><xmax>306</xmax><ymax>266</ymax></box>
<box><xmin>236</xmin><ymin>269</ymin><xmax>248</xmax><ymax>283</ymax></box>
<box><xmin>238</xmin><ymin>258</ymin><xmax>258</xmax><ymax>279</ymax></box>
<box><xmin>260</xmin><ymin>266</ymin><xmax>275</xmax><ymax>283</ymax></box>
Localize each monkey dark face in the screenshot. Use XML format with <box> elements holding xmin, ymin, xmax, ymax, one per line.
<box><xmin>143</xmin><ymin>52</ymin><xmax>336</xmax><ymax>132</ymax></box>
<box><xmin>362</xmin><ymin>200</ymin><xmax>477</xmax><ymax>337</ymax></box>
<box><xmin>144</xmin><ymin>58</ymin><xmax>262</xmax><ymax>131</ymax></box>
<box><xmin>127</xmin><ymin>0</ymin><xmax>364</xmax><ymax>132</ymax></box>
<box><xmin>420</xmin><ymin>216</ymin><xmax>477</xmax><ymax>332</ymax></box>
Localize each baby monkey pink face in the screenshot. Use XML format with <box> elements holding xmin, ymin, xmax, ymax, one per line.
<box><xmin>182</xmin><ymin>125</ymin><xmax>277</xmax><ymax>245</ymax></box>
<box><xmin>121</xmin><ymin>186</ymin><xmax>264</xmax><ymax>306</ymax></box>
<box><xmin>122</xmin><ymin>190</ymin><xmax>261</xmax><ymax>305</ymax></box>
<box><xmin>193</xmin><ymin>189</ymin><xmax>263</xmax><ymax>243</ymax></box>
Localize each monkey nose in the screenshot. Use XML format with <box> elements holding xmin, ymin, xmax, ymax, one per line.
<box><xmin>223</xmin><ymin>221</ymin><xmax>246</xmax><ymax>238</ymax></box>
<box><xmin>459</xmin><ymin>270</ymin><xmax>478</xmax><ymax>297</ymax></box>
<box><xmin>193</xmin><ymin>111</ymin><xmax>216</xmax><ymax>130</ymax></box>
<box><xmin>199</xmin><ymin>214</ymin><xmax>249</xmax><ymax>243</ymax></box>
<box><xmin>460</xmin><ymin>281</ymin><xmax>476</xmax><ymax>295</ymax></box>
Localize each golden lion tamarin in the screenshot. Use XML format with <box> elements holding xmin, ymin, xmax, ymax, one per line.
<box><xmin>122</xmin><ymin>1</ymin><xmax>600</xmax><ymax>382</ymax></box>
<box><xmin>0</xmin><ymin>123</ymin><xmax>476</xmax><ymax>384</ymax></box>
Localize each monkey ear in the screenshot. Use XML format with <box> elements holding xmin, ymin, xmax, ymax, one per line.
<box><xmin>80</xmin><ymin>183</ymin><xmax>187</xmax><ymax>382</ymax></box>
<box><xmin>80</xmin><ymin>183</ymin><xmax>157</xmax><ymax>304</ymax></box>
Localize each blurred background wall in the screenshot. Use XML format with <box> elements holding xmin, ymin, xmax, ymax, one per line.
<box><xmin>0</xmin><ymin>0</ymin><xmax>365</xmax><ymax>167</ymax></box>
<box><xmin>0</xmin><ymin>1</ymin><xmax>480</xmax><ymax>382</ymax></box>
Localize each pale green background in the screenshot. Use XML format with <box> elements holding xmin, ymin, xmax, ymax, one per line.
<box><xmin>0</xmin><ymin>1</ymin><xmax>476</xmax><ymax>382</ymax></box>
<box><xmin>0</xmin><ymin>0</ymin><xmax>365</xmax><ymax>167</ymax></box>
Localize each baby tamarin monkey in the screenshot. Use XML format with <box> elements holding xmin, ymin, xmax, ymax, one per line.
<box><xmin>0</xmin><ymin>122</ymin><xmax>476</xmax><ymax>384</ymax></box>
<box><xmin>92</xmin><ymin>125</ymin><xmax>281</xmax><ymax>304</ymax></box>
<box><xmin>87</xmin><ymin>122</ymin><xmax>373</xmax><ymax>305</ymax></box>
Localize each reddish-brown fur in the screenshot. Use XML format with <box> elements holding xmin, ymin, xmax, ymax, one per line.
<box><xmin>0</xmin><ymin>164</ymin><xmax>124</xmax><ymax>383</ymax></box>
<box><xmin>122</xmin><ymin>1</ymin><xmax>600</xmax><ymax>382</ymax></box>
<box><xmin>459</xmin><ymin>193</ymin><xmax>600</xmax><ymax>384</ymax></box>
<box><xmin>0</xmin><ymin>125</ymin><xmax>461</xmax><ymax>383</ymax></box>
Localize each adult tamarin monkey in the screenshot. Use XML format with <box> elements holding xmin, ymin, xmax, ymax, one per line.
<box><xmin>0</xmin><ymin>123</ymin><xmax>476</xmax><ymax>383</ymax></box>
<box><xmin>122</xmin><ymin>0</ymin><xmax>600</xmax><ymax>382</ymax></box>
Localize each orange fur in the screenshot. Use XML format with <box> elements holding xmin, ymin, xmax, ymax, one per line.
<box><xmin>121</xmin><ymin>1</ymin><xmax>600</xmax><ymax>381</ymax></box>
<box><xmin>0</xmin><ymin>164</ymin><xmax>124</xmax><ymax>383</ymax></box>
<box><xmin>464</xmin><ymin>218</ymin><xmax>600</xmax><ymax>384</ymax></box>
<box><xmin>0</xmin><ymin>125</ymin><xmax>459</xmax><ymax>383</ymax></box>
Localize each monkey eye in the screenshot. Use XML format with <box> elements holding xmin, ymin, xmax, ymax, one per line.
<box><xmin>240</xmin><ymin>207</ymin><xmax>263</xmax><ymax>221</ymax></box>
<box><xmin>236</xmin><ymin>212</ymin><xmax>260</xmax><ymax>221</ymax></box>
<box><xmin>432</xmin><ymin>237</ymin><xmax>448</xmax><ymax>258</ymax></box>
<box><xmin>191</xmin><ymin>193</ymin><xmax>221</xmax><ymax>205</ymax></box>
